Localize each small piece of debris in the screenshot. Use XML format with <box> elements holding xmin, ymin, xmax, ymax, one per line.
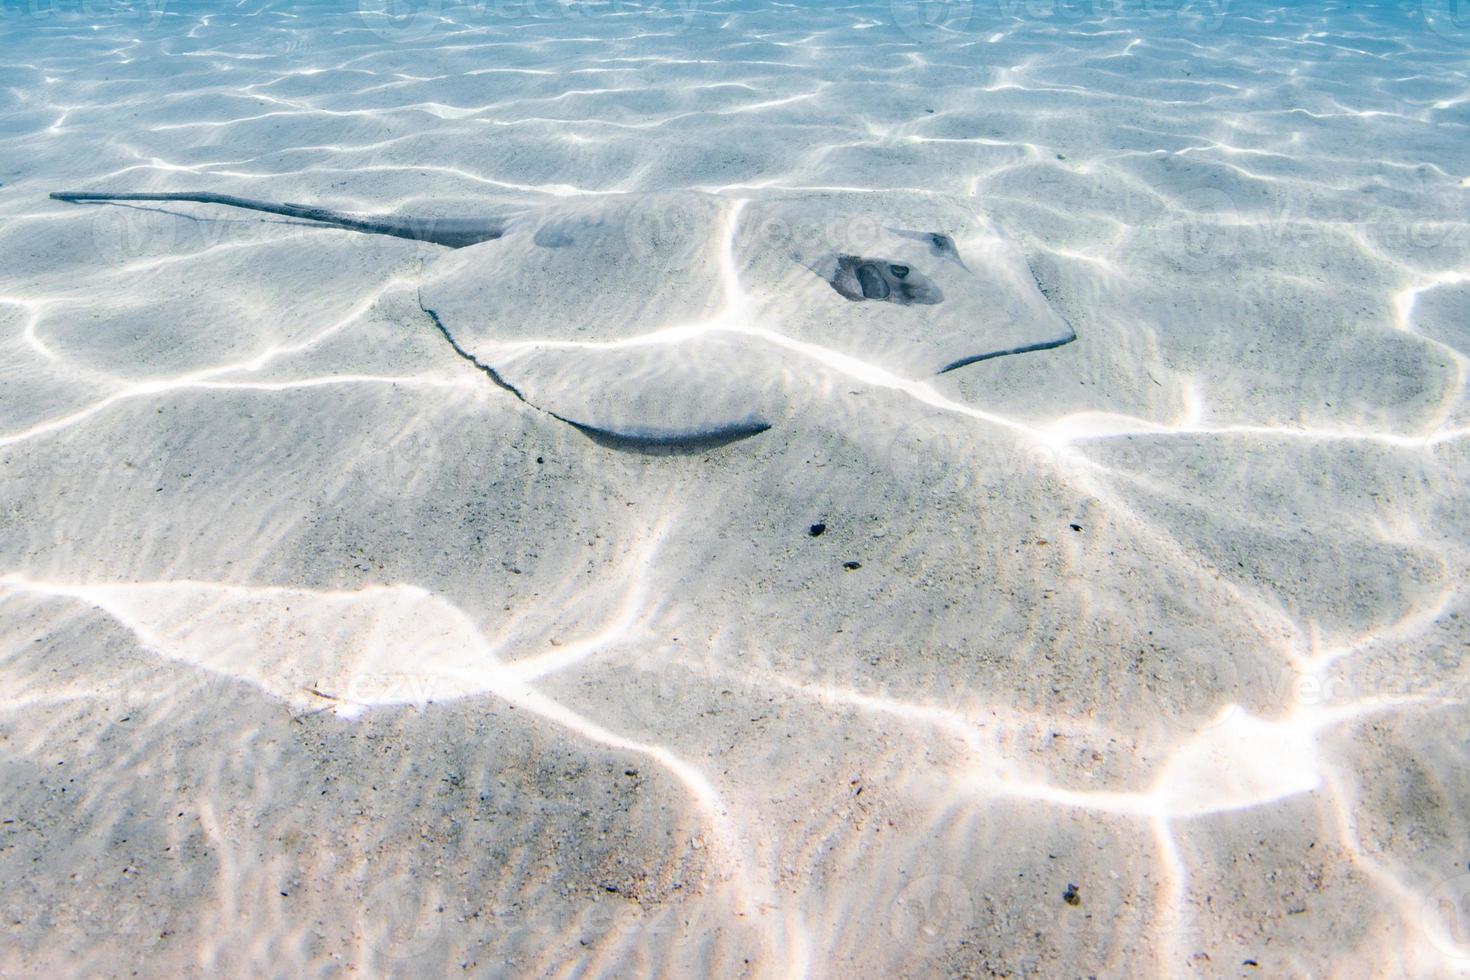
<box><xmin>1063</xmin><ymin>883</ymin><xmax>1080</xmax><ymax>906</ymax></box>
<box><xmin>1069</xmin><ymin>523</ymin><xmax>1083</xmax><ymax>532</ymax></box>
<box><xmin>809</xmin><ymin>522</ymin><xmax>826</xmax><ymax>537</ymax></box>
<box><xmin>842</xmin><ymin>561</ymin><xmax>861</xmax><ymax>570</ymax></box>
<box><xmin>624</xmin><ymin>769</ymin><xmax>639</xmax><ymax>777</ymax></box>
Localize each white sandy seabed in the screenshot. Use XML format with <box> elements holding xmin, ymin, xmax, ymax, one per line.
<box><xmin>2</xmin><ymin>0</ymin><xmax>1470</xmax><ymax>975</ymax></box>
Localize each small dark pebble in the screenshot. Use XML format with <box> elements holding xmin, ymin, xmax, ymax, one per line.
<box><xmin>1243</xmin><ymin>960</ymin><xmax>1258</xmax><ymax>968</ymax></box>
<box><xmin>809</xmin><ymin>522</ymin><xmax>826</xmax><ymax>537</ymax></box>
<box><xmin>624</xmin><ymin>769</ymin><xmax>639</xmax><ymax>777</ymax></box>
<box><xmin>924</xmin><ymin>108</ymin><xmax>935</xmax><ymax>113</ymax></box>
<box><xmin>1062</xmin><ymin>883</ymin><xmax>1080</xmax><ymax>906</ymax></box>
<box><xmin>1057</xmin><ymin>153</ymin><xmax>1067</xmax><ymax>160</ymax></box>
<box><xmin>842</xmin><ymin>561</ymin><xmax>861</xmax><ymax>570</ymax></box>
<box><xmin>1069</xmin><ymin>523</ymin><xmax>1082</xmax><ymax>532</ymax></box>
<box><xmin>536</xmin><ymin>456</ymin><xmax>544</xmax><ymax>464</ymax></box>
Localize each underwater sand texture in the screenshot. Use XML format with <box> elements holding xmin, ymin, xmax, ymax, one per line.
<box><xmin>2</xmin><ymin>0</ymin><xmax>1470</xmax><ymax>976</ymax></box>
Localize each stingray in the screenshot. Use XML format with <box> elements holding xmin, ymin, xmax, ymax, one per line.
<box><xmin>50</xmin><ymin>189</ymin><xmax>1075</xmax><ymax>450</ymax></box>
<box><xmin>816</xmin><ymin>254</ymin><xmax>944</xmax><ymax>306</ymax></box>
<box><xmin>51</xmin><ymin>191</ymin><xmax>510</xmax><ymax>249</ymax></box>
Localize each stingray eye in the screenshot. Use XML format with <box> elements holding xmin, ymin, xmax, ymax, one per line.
<box><xmin>889</xmin><ymin>264</ymin><xmax>910</xmax><ymax>279</ymax></box>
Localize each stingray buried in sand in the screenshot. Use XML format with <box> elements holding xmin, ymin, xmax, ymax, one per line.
<box><xmin>51</xmin><ymin>188</ymin><xmax>1076</xmax><ymax>450</ymax></box>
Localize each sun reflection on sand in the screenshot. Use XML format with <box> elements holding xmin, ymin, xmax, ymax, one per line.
<box><xmin>3</xmin><ymin>0</ymin><xmax>1469</xmax><ymax>975</ymax></box>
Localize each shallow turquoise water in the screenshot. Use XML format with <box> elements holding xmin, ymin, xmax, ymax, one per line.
<box><xmin>2</xmin><ymin>1</ymin><xmax>1468</xmax><ymax>976</ymax></box>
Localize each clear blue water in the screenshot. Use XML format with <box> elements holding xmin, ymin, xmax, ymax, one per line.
<box><xmin>2</xmin><ymin>1</ymin><xmax>1468</xmax><ymax>976</ymax></box>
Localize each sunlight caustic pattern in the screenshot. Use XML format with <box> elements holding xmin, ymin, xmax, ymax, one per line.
<box><xmin>1</xmin><ymin>0</ymin><xmax>1468</xmax><ymax>976</ymax></box>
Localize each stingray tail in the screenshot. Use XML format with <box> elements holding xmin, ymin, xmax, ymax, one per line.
<box><xmin>50</xmin><ymin>191</ymin><xmax>506</xmax><ymax>249</ymax></box>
